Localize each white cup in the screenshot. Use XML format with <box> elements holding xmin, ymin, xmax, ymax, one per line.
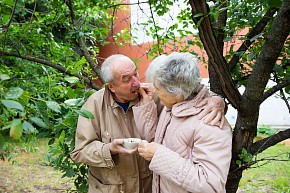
<box><xmin>122</xmin><ymin>138</ymin><xmax>142</xmax><ymax>150</ymax></box>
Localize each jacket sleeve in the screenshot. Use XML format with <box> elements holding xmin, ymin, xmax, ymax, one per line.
<box><xmin>132</xmin><ymin>100</ymin><xmax>159</xmax><ymax>142</ymax></box>
<box><xmin>149</xmin><ymin>123</ymin><xmax>232</xmax><ymax>193</ymax></box>
<box><xmin>70</xmin><ymin>97</ymin><xmax>115</xmax><ymax>168</ymax></box>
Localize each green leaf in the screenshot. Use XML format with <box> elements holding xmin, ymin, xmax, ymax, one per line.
<box><xmin>10</xmin><ymin>119</ymin><xmax>23</xmax><ymax>139</ymax></box>
<box><xmin>268</xmin><ymin>0</ymin><xmax>282</xmax><ymax>8</ymax></box>
<box><xmin>1</xmin><ymin>99</ymin><xmax>24</xmax><ymax>111</ymax></box>
<box><xmin>193</xmin><ymin>13</ymin><xmax>204</xmax><ymax>18</ymax></box>
<box><xmin>46</xmin><ymin>101</ymin><xmax>61</xmax><ymax>113</ymax></box>
<box><xmin>250</xmin><ymin>32</ymin><xmax>264</xmax><ymax>42</ymax></box>
<box><xmin>65</xmin><ymin>168</ymin><xmax>75</xmax><ymax>177</ymax></box>
<box><xmin>64</xmin><ymin>98</ymin><xmax>85</xmax><ymax>107</ymax></box>
<box><xmin>22</xmin><ymin>121</ymin><xmax>37</xmax><ymax>134</ymax></box>
<box><xmin>223</xmin><ymin>36</ymin><xmax>234</xmax><ymax>42</ymax></box>
<box><xmin>75</xmin><ymin>109</ymin><xmax>94</xmax><ymax>119</ymax></box>
<box><xmin>3</xmin><ymin>87</ymin><xmax>23</xmax><ymax>99</ymax></box>
<box><xmin>2</xmin><ymin>0</ymin><xmax>14</xmax><ymax>6</ymax></box>
<box><xmin>248</xmin><ymin>53</ymin><xmax>256</xmax><ymax>60</ymax></box>
<box><xmin>64</xmin><ymin>76</ymin><xmax>79</xmax><ymax>84</ymax></box>
<box><xmin>196</xmin><ymin>17</ymin><xmax>204</xmax><ymax>28</ymax></box>
<box><xmin>0</xmin><ymin>134</ymin><xmax>5</xmax><ymax>149</ymax></box>
<box><xmin>35</xmin><ymin>101</ymin><xmax>50</xmax><ymax>126</ymax></box>
<box><xmin>0</xmin><ymin>73</ymin><xmax>10</xmax><ymax>80</ymax></box>
<box><xmin>29</xmin><ymin>117</ymin><xmax>49</xmax><ymax>129</ymax></box>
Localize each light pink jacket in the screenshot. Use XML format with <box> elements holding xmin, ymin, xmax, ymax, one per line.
<box><xmin>133</xmin><ymin>86</ymin><xmax>232</xmax><ymax>193</ymax></box>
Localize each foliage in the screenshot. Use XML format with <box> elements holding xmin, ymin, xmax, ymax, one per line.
<box><xmin>0</xmin><ymin>0</ymin><xmax>118</xmax><ymax>191</ymax></box>
<box><xmin>257</xmin><ymin>125</ymin><xmax>276</xmax><ymax>137</ymax></box>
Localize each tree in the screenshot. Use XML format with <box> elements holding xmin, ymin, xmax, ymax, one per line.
<box><xmin>187</xmin><ymin>1</ymin><xmax>290</xmax><ymax>192</ymax></box>
<box><xmin>1</xmin><ymin>0</ymin><xmax>290</xmax><ymax>192</ymax></box>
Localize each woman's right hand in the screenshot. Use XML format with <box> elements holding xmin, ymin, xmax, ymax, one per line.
<box><xmin>139</xmin><ymin>83</ymin><xmax>154</xmax><ymax>105</ymax></box>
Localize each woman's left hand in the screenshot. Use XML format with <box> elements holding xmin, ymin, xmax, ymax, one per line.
<box><xmin>138</xmin><ymin>141</ymin><xmax>160</xmax><ymax>161</ymax></box>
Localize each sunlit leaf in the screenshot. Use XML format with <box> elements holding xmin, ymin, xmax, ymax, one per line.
<box><xmin>3</xmin><ymin>87</ymin><xmax>23</xmax><ymax>99</ymax></box>
<box><xmin>64</xmin><ymin>76</ymin><xmax>79</xmax><ymax>84</ymax></box>
<box><xmin>64</xmin><ymin>98</ymin><xmax>85</xmax><ymax>107</ymax></box>
<box><xmin>10</xmin><ymin>119</ymin><xmax>23</xmax><ymax>139</ymax></box>
<box><xmin>1</xmin><ymin>99</ymin><xmax>24</xmax><ymax>111</ymax></box>
<box><xmin>193</xmin><ymin>13</ymin><xmax>204</xmax><ymax>18</ymax></box>
<box><xmin>46</xmin><ymin>101</ymin><xmax>61</xmax><ymax>113</ymax></box>
<box><xmin>74</xmin><ymin>109</ymin><xmax>94</xmax><ymax>119</ymax></box>
<box><xmin>22</xmin><ymin>121</ymin><xmax>37</xmax><ymax>134</ymax></box>
<box><xmin>0</xmin><ymin>74</ymin><xmax>10</xmax><ymax>80</ymax></box>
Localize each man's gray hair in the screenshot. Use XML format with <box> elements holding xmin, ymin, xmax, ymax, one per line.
<box><xmin>147</xmin><ymin>52</ymin><xmax>201</xmax><ymax>100</ymax></box>
<box><xmin>101</xmin><ymin>54</ymin><xmax>132</xmax><ymax>83</ymax></box>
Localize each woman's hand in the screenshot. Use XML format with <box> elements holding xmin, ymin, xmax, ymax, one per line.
<box><xmin>138</xmin><ymin>141</ymin><xmax>160</xmax><ymax>161</ymax></box>
<box><xmin>139</xmin><ymin>83</ymin><xmax>155</xmax><ymax>105</ymax></box>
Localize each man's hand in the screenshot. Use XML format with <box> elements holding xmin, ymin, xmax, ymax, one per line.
<box><xmin>138</xmin><ymin>141</ymin><xmax>160</xmax><ymax>161</ymax></box>
<box><xmin>196</xmin><ymin>96</ymin><xmax>225</xmax><ymax>128</ymax></box>
<box><xmin>110</xmin><ymin>139</ymin><xmax>138</xmax><ymax>155</ymax></box>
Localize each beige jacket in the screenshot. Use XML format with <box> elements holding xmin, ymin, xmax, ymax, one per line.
<box><xmin>71</xmin><ymin>88</ymin><xmax>152</xmax><ymax>193</ymax></box>
<box><xmin>133</xmin><ymin>86</ymin><xmax>232</xmax><ymax>193</ymax></box>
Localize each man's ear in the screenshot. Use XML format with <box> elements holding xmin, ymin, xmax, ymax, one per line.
<box><xmin>106</xmin><ymin>82</ymin><xmax>116</xmax><ymax>93</ymax></box>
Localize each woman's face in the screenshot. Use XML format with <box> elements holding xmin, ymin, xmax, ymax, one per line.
<box><xmin>154</xmin><ymin>82</ymin><xmax>183</xmax><ymax>109</ymax></box>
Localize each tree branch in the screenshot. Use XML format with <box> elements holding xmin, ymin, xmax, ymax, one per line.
<box><xmin>243</xmin><ymin>0</ymin><xmax>290</xmax><ymax>106</ymax></box>
<box><xmin>189</xmin><ymin>0</ymin><xmax>242</xmax><ymax>109</ymax></box>
<box><xmin>213</xmin><ymin>0</ymin><xmax>227</xmax><ymax>54</ymax></box>
<box><xmin>0</xmin><ymin>50</ymin><xmax>101</xmax><ymax>90</ymax></box>
<box><xmin>228</xmin><ymin>8</ymin><xmax>278</xmax><ymax>72</ymax></box>
<box><xmin>249</xmin><ymin>128</ymin><xmax>290</xmax><ymax>155</ymax></box>
<box><xmin>65</xmin><ymin>0</ymin><xmax>104</xmax><ymax>83</ymax></box>
<box><xmin>2</xmin><ymin>0</ymin><xmax>18</xmax><ymax>49</ymax></box>
<box><xmin>262</xmin><ymin>78</ymin><xmax>290</xmax><ymax>102</ymax></box>
<box><xmin>208</xmin><ymin>0</ymin><xmax>227</xmax><ymax>96</ymax></box>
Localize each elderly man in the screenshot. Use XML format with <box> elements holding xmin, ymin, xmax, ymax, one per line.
<box><xmin>70</xmin><ymin>54</ymin><xmax>225</xmax><ymax>193</ymax></box>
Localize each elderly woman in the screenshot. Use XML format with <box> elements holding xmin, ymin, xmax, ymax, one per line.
<box><xmin>133</xmin><ymin>52</ymin><xmax>232</xmax><ymax>193</ymax></box>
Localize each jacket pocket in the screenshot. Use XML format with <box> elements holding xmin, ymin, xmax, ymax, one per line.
<box><xmin>88</xmin><ymin>171</ymin><xmax>122</xmax><ymax>193</ymax></box>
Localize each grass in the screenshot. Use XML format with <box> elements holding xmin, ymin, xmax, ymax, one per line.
<box><xmin>238</xmin><ymin>142</ymin><xmax>290</xmax><ymax>193</ymax></box>
<box><xmin>0</xmin><ymin>137</ymin><xmax>289</xmax><ymax>193</ymax></box>
<box><xmin>0</xmin><ymin>138</ymin><xmax>74</xmax><ymax>193</ymax></box>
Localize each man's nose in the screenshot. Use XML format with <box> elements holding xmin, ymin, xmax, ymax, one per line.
<box><xmin>132</xmin><ymin>76</ymin><xmax>140</xmax><ymax>86</ymax></box>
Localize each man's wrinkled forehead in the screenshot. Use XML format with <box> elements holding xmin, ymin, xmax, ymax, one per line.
<box><xmin>112</xmin><ymin>59</ymin><xmax>137</xmax><ymax>77</ymax></box>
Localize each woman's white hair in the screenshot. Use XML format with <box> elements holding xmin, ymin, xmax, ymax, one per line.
<box><xmin>101</xmin><ymin>54</ymin><xmax>132</xmax><ymax>83</ymax></box>
<box><xmin>146</xmin><ymin>52</ymin><xmax>201</xmax><ymax>100</ymax></box>
<box><xmin>146</xmin><ymin>54</ymin><xmax>167</xmax><ymax>83</ymax></box>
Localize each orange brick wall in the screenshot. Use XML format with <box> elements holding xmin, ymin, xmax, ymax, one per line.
<box><xmin>99</xmin><ymin>2</ymin><xmax>247</xmax><ymax>82</ymax></box>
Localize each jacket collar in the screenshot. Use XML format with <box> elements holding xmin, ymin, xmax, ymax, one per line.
<box><xmin>171</xmin><ymin>85</ymin><xmax>210</xmax><ymax>117</ymax></box>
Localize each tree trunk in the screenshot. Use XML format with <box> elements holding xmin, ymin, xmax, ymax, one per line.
<box><xmin>226</xmin><ymin>104</ymin><xmax>259</xmax><ymax>193</ymax></box>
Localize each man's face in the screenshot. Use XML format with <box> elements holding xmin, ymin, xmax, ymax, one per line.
<box><xmin>107</xmin><ymin>58</ymin><xmax>140</xmax><ymax>103</ymax></box>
